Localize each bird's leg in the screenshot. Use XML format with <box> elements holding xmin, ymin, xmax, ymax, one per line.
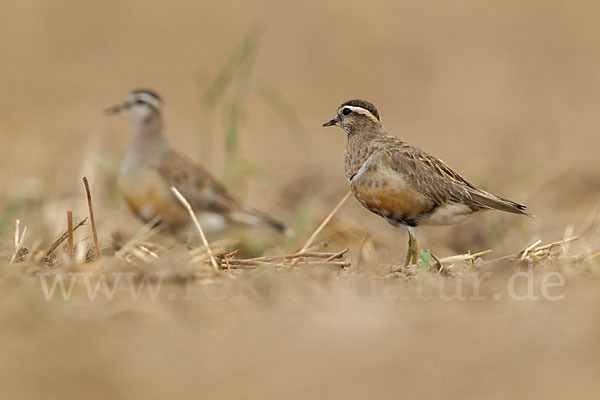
<box><xmin>411</xmin><ymin>238</ymin><xmax>419</xmax><ymax>265</ymax></box>
<box><xmin>404</xmin><ymin>228</ymin><xmax>444</xmax><ymax>268</ymax></box>
<box><xmin>404</xmin><ymin>238</ymin><xmax>412</xmax><ymax>266</ymax></box>
<box><xmin>404</xmin><ymin>227</ymin><xmax>419</xmax><ymax>266</ymax></box>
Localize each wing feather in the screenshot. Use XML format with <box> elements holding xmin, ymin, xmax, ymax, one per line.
<box><xmin>153</xmin><ymin>150</ymin><xmax>238</xmax><ymax>214</ymax></box>
<box><xmin>375</xmin><ymin>136</ymin><xmax>531</xmax><ymax>216</ymax></box>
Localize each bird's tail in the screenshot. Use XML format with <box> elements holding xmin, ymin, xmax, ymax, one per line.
<box><xmin>469</xmin><ymin>189</ymin><xmax>534</xmax><ymax>217</ymax></box>
<box><xmin>230</xmin><ymin>208</ymin><xmax>292</xmax><ymax>235</ymax></box>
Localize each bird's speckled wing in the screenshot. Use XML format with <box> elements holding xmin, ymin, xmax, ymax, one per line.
<box><xmin>348</xmin><ymin>147</ymin><xmax>447</xmax><ymax>226</ymax></box>
<box><xmin>373</xmin><ymin>136</ymin><xmax>529</xmax><ymax>215</ymax></box>
<box><xmin>153</xmin><ymin>150</ymin><xmax>238</xmax><ymax>214</ymax></box>
<box><xmin>387</xmin><ymin>142</ymin><xmax>479</xmax><ymax>208</ymax></box>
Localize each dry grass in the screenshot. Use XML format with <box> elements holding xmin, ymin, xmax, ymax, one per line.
<box><xmin>2</xmin><ymin>175</ymin><xmax>600</xmax><ymax>399</ymax></box>
<box><xmin>2</xmin><ymin>201</ymin><xmax>600</xmax><ymax>399</ymax></box>
<box><xmin>2</xmin><ymin>0</ymin><xmax>600</xmax><ymax>398</ymax></box>
<box><xmin>3</xmin><ymin>167</ymin><xmax>599</xmax><ymax>400</ymax></box>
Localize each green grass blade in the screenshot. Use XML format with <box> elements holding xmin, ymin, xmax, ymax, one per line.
<box><xmin>421</xmin><ymin>249</ymin><xmax>431</xmax><ymax>272</ymax></box>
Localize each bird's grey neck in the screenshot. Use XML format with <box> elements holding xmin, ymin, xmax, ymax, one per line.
<box><xmin>120</xmin><ymin>118</ymin><xmax>171</xmax><ymax>172</ymax></box>
<box><xmin>344</xmin><ymin>123</ymin><xmax>385</xmax><ymax>140</ymax></box>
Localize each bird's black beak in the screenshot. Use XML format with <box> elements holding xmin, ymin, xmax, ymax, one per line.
<box><xmin>104</xmin><ymin>104</ymin><xmax>125</xmax><ymax>115</ymax></box>
<box><xmin>322</xmin><ymin>117</ymin><xmax>338</xmax><ymax>127</ymax></box>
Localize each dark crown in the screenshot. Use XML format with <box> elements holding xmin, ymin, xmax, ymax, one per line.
<box><xmin>131</xmin><ymin>89</ymin><xmax>163</xmax><ymax>103</ymax></box>
<box><xmin>340</xmin><ymin>99</ymin><xmax>380</xmax><ymax>121</ymax></box>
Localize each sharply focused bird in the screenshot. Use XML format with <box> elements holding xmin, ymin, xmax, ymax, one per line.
<box><xmin>323</xmin><ymin>99</ymin><xmax>532</xmax><ymax>265</ymax></box>
<box><xmin>105</xmin><ymin>89</ymin><xmax>288</xmax><ymax>236</ymax></box>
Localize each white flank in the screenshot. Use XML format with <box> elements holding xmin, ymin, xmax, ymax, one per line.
<box><xmin>195</xmin><ymin>213</ymin><xmax>227</xmax><ymax>232</ymax></box>
<box><xmin>421</xmin><ymin>203</ymin><xmax>475</xmax><ymax>226</ymax></box>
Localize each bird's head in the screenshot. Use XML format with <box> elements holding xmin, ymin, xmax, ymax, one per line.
<box><xmin>323</xmin><ymin>99</ymin><xmax>382</xmax><ymax>135</ymax></box>
<box><xmin>105</xmin><ymin>89</ymin><xmax>163</xmax><ymax>126</ymax></box>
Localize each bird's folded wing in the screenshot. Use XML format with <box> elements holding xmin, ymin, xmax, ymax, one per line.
<box><xmin>154</xmin><ymin>150</ymin><xmax>238</xmax><ymax>214</ymax></box>
<box><xmin>383</xmin><ymin>145</ymin><xmax>530</xmax><ymax>215</ymax></box>
<box><xmin>365</xmin><ymin>147</ymin><xmax>475</xmax><ymax>209</ymax></box>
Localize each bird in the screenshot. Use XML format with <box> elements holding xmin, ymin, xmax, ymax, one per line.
<box><xmin>323</xmin><ymin>99</ymin><xmax>532</xmax><ymax>266</ymax></box>
<box><xmin>105</xmin><ymin>89</ymin><xmax>289</xmax><ymax>236</ymax></box>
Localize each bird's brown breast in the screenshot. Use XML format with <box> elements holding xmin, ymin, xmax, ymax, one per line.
<box><xmin>118</xmin><ymin>168</ymin><xmax>188</xmax><ymax>230</ymax></box>
<box><xmin>349</xmin><ymin>158</ymin><xmax>434</xmax><ymax>226</ymax></box>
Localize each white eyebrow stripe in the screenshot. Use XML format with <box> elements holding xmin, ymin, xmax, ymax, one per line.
<box><xmin>136</xmin><ymin>93</ymin><xmax>163</xmax><ymax>111</ymax></box>
<box><xmin>127</xmin><ymin>92</ymin><xmax>163</xmax><ymax>112</ymax></box>
<box><xmin>340</xmin><ymin>105</ymin><xmax>379</xmax><ymax>122</ymax></box>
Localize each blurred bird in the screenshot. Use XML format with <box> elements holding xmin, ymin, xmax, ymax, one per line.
<box><xmin>105</xmin><ymin>89</ymin><xmax>289</xmax><ymax>235</ymax></box>
<box><xmin>323</xmin><ymin>99</ymin><xmax>532</xmax><ymax>265</ymax></box>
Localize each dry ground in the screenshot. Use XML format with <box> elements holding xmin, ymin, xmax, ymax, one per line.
<box><xmin>1</xmin><ymin>0</ymin><xmax>600</xmax><ymax>399</ymax></box>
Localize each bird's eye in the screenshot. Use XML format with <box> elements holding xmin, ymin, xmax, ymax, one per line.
<box><xmin>135</xmin><ymin>99</ymin><xmax>145</xmax><ymax>105</ymax></box>
<box><xmin>342</xmin><ymin>108</ymin><xmax>352</xmax><ymax>116</ymax></box>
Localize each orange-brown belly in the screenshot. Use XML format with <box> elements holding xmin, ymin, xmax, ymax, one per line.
<box><xmin>118</xmin><ymin>169</ymin><xmax>188</xmax><ymax>230</ymax></box>
<box><xmin>350</xmin><ymin>178</ymin><xmax>432</xmax><ymax>225</ymax></box>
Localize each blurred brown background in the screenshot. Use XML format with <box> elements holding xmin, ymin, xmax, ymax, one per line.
<box><xmin>1</xmin><ymin>1</ymin><xmax>599</xmax><ymax>399</ymax></box>
<box><xmin>2</xmin><ymin>0</ymin><xmax>599</xmax><ymax>235</ymax></box>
